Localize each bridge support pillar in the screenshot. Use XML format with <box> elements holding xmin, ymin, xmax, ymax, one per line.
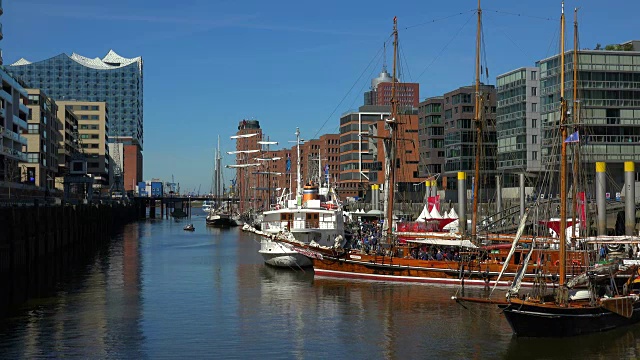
<box><xmin>625</xmin><ymin>161</ymin><xmax>636</xmax><ymax>236</ymax></box>
<box><xmin>596</xmin><ymin>162</ymin><xmax>606</xmax><ymax>236</ymax></box>
<box><xmin>519</xmin><ymin>173</ymin><xmax>525</xmax><ymax>221</ymax></box>
<box><xmin>458</xmin><ymin>172</ymin><xmax>466</xmax><ymax>235</ymax></box>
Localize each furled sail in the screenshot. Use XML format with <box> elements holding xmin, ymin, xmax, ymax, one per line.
<box><xmin>227</xmin><ymin>150</ymin><xmax>260</xmax><ymax>154</ymax></box>
<box><xmin>490</xmin><ymin>210</ymin><xmax>529</xmax><ymax>296</ymax></box>
<box><xmin>226</xmin><ymin>163</ymin><xmax>260</xmax><ymax>168</ymax></box>
<box><xmin>506</xmin><ymin>238</ymin><xmax>535</xmax><ymax>299</ymax></box>
<box><xmin>230</xmin><ymin>133</ymin><xmax>258</xmax><ymax>139</ymax></box>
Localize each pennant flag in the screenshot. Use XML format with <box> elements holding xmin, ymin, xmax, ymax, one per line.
<box><xmin>564</xmin><ymin>131</ymin><xmax>579</xmax><ymax>143</ymax></box>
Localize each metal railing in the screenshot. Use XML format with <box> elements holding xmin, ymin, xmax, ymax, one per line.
<box><xmin>262</xmin><ymin>220</ymin><xmax>338</xmax><ymax>231</ymax></box>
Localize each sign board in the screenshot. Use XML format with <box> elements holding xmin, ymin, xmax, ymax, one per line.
<box><xmin>616</xmin><ymin>192</ymin><xmax>621</xmax><ymax>201</ymax></box>
<box><xmin>606</xmin><ymin>192</ymin><xmax>611</xmax><ymax>200</ymax></box>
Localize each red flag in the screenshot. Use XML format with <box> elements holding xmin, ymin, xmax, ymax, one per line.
<box><xmin>578</xmin><ymin>192</ymin><xmax>586</xmax><ymax>224</ymax></box>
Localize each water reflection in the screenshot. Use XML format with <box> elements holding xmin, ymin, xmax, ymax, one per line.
<box><xmin>0</xmin><ymin>222</ymin><xmax>144</xmax><ymax>358</ymax></box>
<box><xmin>1</xmin><ymin>217</ymin><xmax>640</xmax><ymax>359</ymax></box>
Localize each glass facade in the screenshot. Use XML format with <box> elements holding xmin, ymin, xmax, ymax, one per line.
<box><xmin>8</xmin><ymin>52</ymin><xmax>144</xmax><ymax>149</ymax></box>
<box><xmin>496</xmin><ymin>67</ymin><xmax>541</xmax><ymax>179</ymax></box>
<box><xmin>539</xmin><ymin>50</ymin><xmax>640</xmax><ymax>165</ymax></box>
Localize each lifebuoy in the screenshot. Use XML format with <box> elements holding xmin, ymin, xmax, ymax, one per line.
<box><xmin>482</xmin><ymin>271</ymin><xmax>489</xmax><ymax>279</ymax></box>
<box><xmin>555</xmin><ymin>260</ymin><xmax>560</xmax><ymax>266</ymax></box>
<box><xmin>550</xmin><ymin>274</ymin><xmax>559</xmax><ymax>282</ymax></box>
<box><xmin>275</xmin><ymin>204</ymin><xmax>281</xmax><ymax>210</ymax></box>
<box><xmin>572</xmin><ymin>260</ymin><xmax>581</xmax><ymax>266</ymax></box>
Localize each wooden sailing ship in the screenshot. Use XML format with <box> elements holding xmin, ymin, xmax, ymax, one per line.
<box><xmin>272</xmin><ymin>3</ymin><xmax>599</xmax><ymax>288</ymax></box>
<box><xmin>456</xmin><ymin>3</ymin><xmax>640</xmax><ymax>337</ymax></box>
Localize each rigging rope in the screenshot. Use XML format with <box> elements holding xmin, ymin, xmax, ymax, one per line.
<box><xmin>311</xmin><ymin>34</ymin><xmax>393</xmax><ymax>139</ymax></box>
<box><xmin>415</xmin><ymin>11</ymin><xmax>476</xmax><ymax>81</ymax></box>
<box><xmin>404</xmin><ymin>9</ymin><xmax>476</xmax><ymax>30</ymax></box>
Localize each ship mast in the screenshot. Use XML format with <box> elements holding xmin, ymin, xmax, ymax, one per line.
<box><xmin>383</xmin><ymin>16</ymin><xmax>399</xmax><ymax>243</ymax></box>
<box><xmin>471</xmin><ymin>0</ymin><xmax>482</xmax><ymax>240</ymax></box>
<box><xmin>296</xmin><ymin>127</ymin><xmax>302</xmax><ymax>199</ymax></box>
<box><xmin>571</xmin><ymin>8</ymin><xmax>580</xmax><ymax>240</ymax></box>
<box><xmin>559</xmin><ymin>1</ymin><xmax>568</xmax><ymax>288</ymax></box>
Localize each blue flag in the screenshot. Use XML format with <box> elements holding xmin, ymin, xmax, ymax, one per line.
<box><xmin>564</xmin><ymin>131</ymin><xmax>579</xmax><ymax>143</ymax></box>
<box><xmin>286</xmin><ymin>154</ymin><xmax>291</xmax><ymax>172</ymax></box>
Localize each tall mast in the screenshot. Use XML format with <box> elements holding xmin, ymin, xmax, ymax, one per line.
<box><xmin>296</xmin><ymin>127</ymin><xmax>302</xmax><ymax>199</ymax></box>
<box><xmin>559</xmin><ymin>1</ymin><xmax>568</xmax><ymax>287</ymax></box>
<box><xmin>384</xmin><ymin>16</ymin><xmax>399</xmax><ymax>243</ymax></box>
<box><xmin>318</xmin><ymin>150</ymin><xmax>322</xmax><ymax>186</ymax></box>
<box><xmin>471</xmin><ymin>0</ymin><xmax>482</xmax><ymax>240</ymax></box>
<box><xmin>571</xmin><ymin>8</ymin><xmax>579</xmax><ymax>239</ymax></box>
<box><xmin>216</xmin><ymin>136</ymin><xmax>221</xmax><ymax>207</ymax></box>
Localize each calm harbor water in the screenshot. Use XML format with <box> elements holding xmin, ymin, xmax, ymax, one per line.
<box><xmin>2</xmin><ymin>214</ymin><xmax>640</xmax><ymax>359</ymax></box>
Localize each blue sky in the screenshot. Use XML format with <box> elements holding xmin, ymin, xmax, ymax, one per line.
<box><xmin>3</xmin><ymin>0</ymin><xmax>640</xmax><ymax>194</ymax></box>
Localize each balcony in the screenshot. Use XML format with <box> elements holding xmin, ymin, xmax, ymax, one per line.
<box><xmin>13</xmin><ymin>115</ymin><xmax>27</xmax><ymax>131</ymax></box>
<box><xmin>0</xmin><ymin>144</ymin><xmax>27</xmax><ymax>162</ymax></box>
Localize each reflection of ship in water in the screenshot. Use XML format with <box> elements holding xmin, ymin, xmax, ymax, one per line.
<box><xmin>310</xmin><ymin>278</ymin><xmax>513</xmax><ymax>359</ymax></box>
<box><xmin>503</xmin><ymin>326</ymin><xmax>640</xmax><ymax>360</ymax></box>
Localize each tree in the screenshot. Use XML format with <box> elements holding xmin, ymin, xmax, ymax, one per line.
<box><xmin>594</xmin><ymin>43</ymin><xmax>602</xmax><ymax>50</ymax></box>
<box><xmin>2</xmin><ymin>157</ymin><xmax>21</xmax><ymax>199</ymax></box>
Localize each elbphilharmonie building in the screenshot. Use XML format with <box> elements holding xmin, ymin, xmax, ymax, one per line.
<box><xmin>8</xmin><ymin>50</ymin><xmax>143</xmax><ymax>148</ymax></box>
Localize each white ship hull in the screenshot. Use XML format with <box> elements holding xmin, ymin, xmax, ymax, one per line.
<box><xmin>259</xmin><ymin>238</ymin><xmax>312</xmax><ymax>268</ymax></box>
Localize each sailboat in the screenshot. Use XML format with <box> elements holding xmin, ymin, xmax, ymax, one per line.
<box><xmin>269</xmin><ymin>6</ymin><xmax>603</xmax><ymax>287</ymax></box>
<box><xmin>206</xmin><ymin>136</ymin><xmax>234</xmax><ymax>228</ymax></box>
<box><xmin>455</xmin><ymin>3</ymin><xmax>640</xmax><ymax>337</ymax></box>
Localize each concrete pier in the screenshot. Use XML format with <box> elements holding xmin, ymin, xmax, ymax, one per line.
<box><xmin>596</xmin><ymin>162</ymin><xmax>606</xmax><ymax>236</ymax></box>
<box><xmin>496</xmin><ymin>175</ymin><xmax>502</xmax><ymax>215</ymax></box>
<box><xmin>0</xmin><ymin>203</ymin><xmax>139</xmax><ymax>311</ymax></box>
<box><xmin>625</xmin><ymin>161</ymin><xmax>636</xmax><ymax>236</ymax></box>
<box><xmin>458</xmin><ymin>172</ymin><xmax>466</xmax><ymax>234</ymax></box>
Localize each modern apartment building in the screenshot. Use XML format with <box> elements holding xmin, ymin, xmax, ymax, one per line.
<box><xmin>442</xmin><ymin>85</ymin><xmax>497</xmax><ymax>201</ymax></box>
<box><xmin>538</xmin><ymin>40</ymin><xmax>640</xmax><ymax>186</ymax></box>
<box><xmin>22</xmin><ymin>89</ymin><xmax>62</xmax><ymax>188</ymax></box>
<box><xmin>57</xmin><ymin>101</ymin><xmax>110</xmax><ymax>186</ymax></box>
<box><xmin>0</xmin><ymin>70</ymin><xmax>29</xmax><ymax>184</ymax></box>
<box><xmin>0</xmin><ymin>0</ymin><xmax>3</xmax><ymax>65</ymax></box>
<box><xmin>418</xmin><ymin>96</ymin><xmax>445</xmax><ymax>178</ymax></box>
<box><xmin>8</xmin><ymin>51</ymin><xmax>143</xmax><ymax>147</ymax></box>
<box><xmin>122</xmin><ymin>137</ymin><xmax>143</xmax><ymax>193</ymax></box>
<box><xmin>364</xmin><ymin>68</ymin><xmax>420</xmax><ymax>108</ymax></box>
<box><xmin>338</xmin><ymin>105</ymin><xmax>390</xmax><ymax>199</ymax></box>
<box><xmin>55</xmin><ymin>101</ymin><xmax>80</xmax><ymax>176</ymax></box>
<box><xmin>367</xmin><ymin>111</ymin><xmax>423</xmax><ymax>202</ymax></box>
<box><xmin>496</xmin><ymin>67</ymin><xmax>541</xmax><ymax>188</ymax></box>
<box><xmin>300</xmin><ymin>133</ymin><xmax>340</xmax><ymax>186</ymax></box>
<box><xmin>233</xmin><ymin>119</ymin><xmax>263</xmax><ymax>211</ymax></box>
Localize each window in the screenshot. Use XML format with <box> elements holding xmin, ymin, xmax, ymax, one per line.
<box><xmin>81</xmin><ymin>105</ymin><xmax>89</xmax><ymax>110</ymax></box>
<box><xmin>27</xmin><ymin>153</ymin><xmax>39</xmax><ymax>163</ymax></box>
<box><xmin>91</xmin><ymin>106</ymin><xmax>99</xmax><ymax>110</ymax></box>
<box><xmin>531</xmin><ymin>103</ymin><xmax>537</xmax><ymax>112</ymax></box>
<box><xmin>531</xmin><ymin>71</ymin><xmax>537</xmax><ymax>80</ymax></box>
<box><xmin>531</xmin><ymin>119</ymin><xmax>537</xmax><ymax>128</ymax></box>
<box><xmin>28</xmin><ymin>124</ymin><xmax>39</xmax><ymax>134</ymax></box>
<box><xmin>532</xmin><ymin>135</ymin><xmax>537</xmax><ymax>144</ymax></box>
<box><xmin>531</xmin><ymin>87</ymin><xmax>537</xmax><ymax>96</ymax></box>
<box><xmin>532</xmin><ymin>151</ymin><xmax>538</xmax><ymax>160</ymax></box>
<box><xmin>80</xmin><ymin>115</ymin><xmax>89</xmax><ymax>120</ymax></box>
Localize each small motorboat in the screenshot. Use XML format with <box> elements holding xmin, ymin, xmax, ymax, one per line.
<box><xmin>183</xmin><ymin>224</ymin><xmax>195</xmax><ymax>231</ymax></box>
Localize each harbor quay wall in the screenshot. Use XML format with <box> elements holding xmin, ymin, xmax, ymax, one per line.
<box><xmin>0</xmin><ymin>203</ymin><xmax>141</xmax><ymax>312</ymax></box>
